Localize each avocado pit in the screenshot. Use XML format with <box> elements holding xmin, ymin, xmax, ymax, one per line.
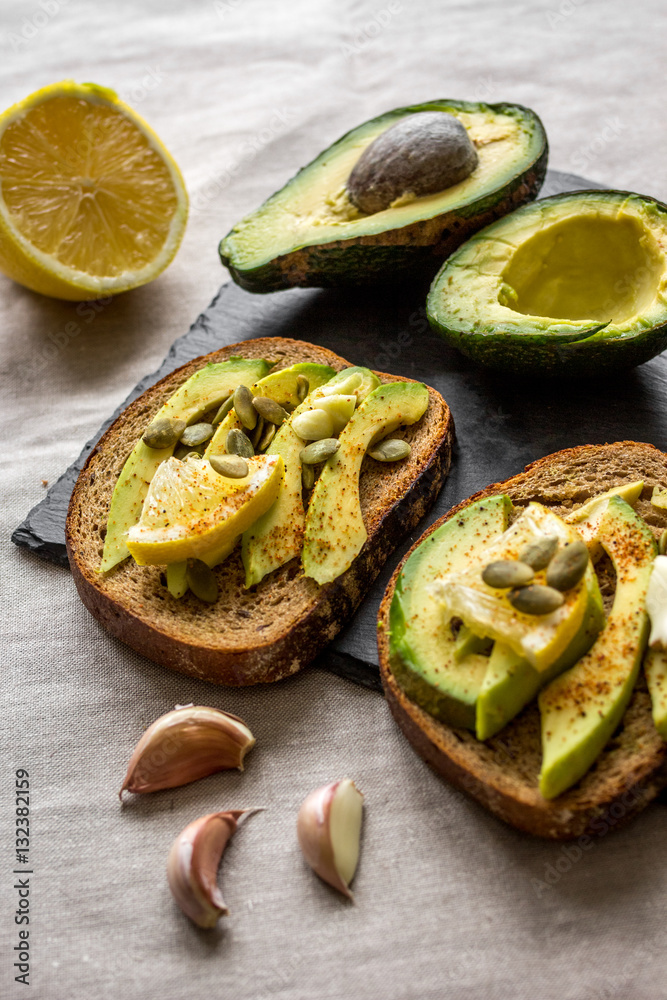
<box><xmin>346</xmin><ymin>111</ymin><xmax>479</xmax><ymax>215</ymax></box>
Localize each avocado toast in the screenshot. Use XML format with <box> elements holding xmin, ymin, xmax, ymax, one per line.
<box><xmin>378</xmin><ymin>442</ymin><xmax>667</xmax><ymax>838</ymax></box>
<box><xmin>66</xmin><ymin>337</ymin><xmax>453</xmax><ymax>685</ymax></box>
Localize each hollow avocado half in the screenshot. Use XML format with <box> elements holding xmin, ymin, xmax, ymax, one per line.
<box><xmin>219</xmin><ymin>99</ymin><xmax>548</xmax><ymax>292</ymax></box>
<box><xmin>427</xmin><ymin>189</ymin><xmax>667</xmax><ymax>376</ymax></box>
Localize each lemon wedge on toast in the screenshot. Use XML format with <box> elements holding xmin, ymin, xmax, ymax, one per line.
<box><xmin>126</xmin><ymin>455</ymin><xmax>283</xmax><ymax>567</ymax></box>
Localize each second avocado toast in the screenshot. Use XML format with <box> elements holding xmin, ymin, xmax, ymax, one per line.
<box><xmin>379</xmin><ymin>442</ymin><xmax>667</xmax><ymax>838</ymax></box>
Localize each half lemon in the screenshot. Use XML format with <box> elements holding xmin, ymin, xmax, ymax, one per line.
<box><xmin>126</xmin><ymin>454</ymin><xmax>284</xmax><ymax>568</ymax></box>
<box><xmin>0</xmin><ymin>80</ymin><xmax>188</xmax><ymax>300</ymax></box>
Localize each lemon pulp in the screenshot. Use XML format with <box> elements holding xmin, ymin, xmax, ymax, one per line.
<box><xmin>0</xmin><ymin>81</ymin><xmax>188</xmax><ymax>298</ymax></box>
<box><xmin>126</xmin><ymin>454</ymin><xmax>283</xmax><ymax>568</ymax></box>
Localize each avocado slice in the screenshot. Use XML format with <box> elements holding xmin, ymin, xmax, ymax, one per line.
<box><xmin>538</xmin><ymin>496</ymin><xmax>657</xmax><ymax>799</ymax></box>
<box><xmin>388</xmin><ymin>495</ymin><xmax>512</xmax><ymax>728</ymax></box>
<box><xmin>219</xmin><ymin>100</ymin><xmax>547</xmax><ymax>292</ymax></box>
<box><xmin>476</xmin><ymin>564</ymin><xmax>604</xmax><ymax>740</ymax></box>
<box><xmin>427</xmin><ymin>190</ymin><xmax>667</xmax><ymax>376</ymax></box>
<box><xmin>642</xmin><ymin>556</ymin><xmax>667</xmax><ymax>739</ymax></box>
<box><xmin>563</xmin><ymin>480</ymin><xmax>644</xmax><ymax>559</ymax></box>
<box><xmin>302</xmin><ymin>381</ymin><xmax>429</xmax><ymax>585</ymax></box>
<box><xmin>645</xmin><ymin>646</ymin><xmax>667</xmax><ymax>740</ymax></box>
<box><xmin>242</xmin><ymin>367</ymin><xmax>380</xmax><ymax>587</ymax></box>
<box><xmin>204</xmin><ymin>362</ymin><xmax>337</xmax><ymax>458</ymax></box>
<box><xmin>454</xmin><ymin>625</ymin><xmax>493</xmax><ymax>661</ymax></box>
<box><xmin>100</xmin><ymin>357</ymin><xmax>271</xmax><ymax>572</ymax></box>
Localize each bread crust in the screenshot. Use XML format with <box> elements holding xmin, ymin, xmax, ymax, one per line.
<box><xmin>377</xmin><ymin>442</ymin><xmax>667</xmax><ymax>839</ymax></box>
<box><xmin>66</xmin><ymin>337</ymin><xmax>453</xmax><ymax>685</ymax></box>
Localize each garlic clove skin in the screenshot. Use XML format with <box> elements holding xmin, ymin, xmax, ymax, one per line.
<box><xmin>167</xmin><ymin>809</ymin><xmax>255</xmax><ymax>928</ymax></box>
<box><xmin>296</xmin><ymin>779</ymin><xmax>364</xmax><ymax>899</ymax></box>
<box><xmin>120</xmin><ymin>706</ymin><xmax>255</xmax><ymax>797</ymax></box>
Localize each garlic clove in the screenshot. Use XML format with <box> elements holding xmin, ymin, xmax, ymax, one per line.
<box><xmin>120</xmin><ymin>706</ymin><xmax>255</xmax><ymax>797</ymax></box>
<box><xmin>296</xmin><ymin>779</ymin><xmax>364</xmax><ymax>899</ymax></box>
<box><xmin>167</xmin><ymin>808</ymin><xmax>259</xmax><ymax>928</ymax></box>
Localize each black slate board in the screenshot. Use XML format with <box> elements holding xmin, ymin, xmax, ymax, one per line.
<box><xmin>15</xmin><ymin>170</ymin><xmax>667</xmax><ymax>690</ymax></box>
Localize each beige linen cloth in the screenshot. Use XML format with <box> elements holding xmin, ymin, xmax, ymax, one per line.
<box><xmin>2</xmin><ymin>1</ymin><xmax>667</xmax><ymax>998</ymax></box>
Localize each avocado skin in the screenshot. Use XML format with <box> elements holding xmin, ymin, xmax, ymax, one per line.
<box><xmin>220</xmin><ymin>100</ymin><xmax>548</xmax><ymax>293</ymax></box>
<box><xmin>427</xmin><ymin>189</ymin><xmax>667</xmax><ymax>377</ymax></box>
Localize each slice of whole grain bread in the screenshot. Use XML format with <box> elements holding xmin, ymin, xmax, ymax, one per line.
<box><xmin>378</xmin><ymin>442</ymin><xmax>667</xmax><ymax>839</ymax></box>
<box><xmin>67</xmin><ymin>337</ymin><xmax>453</xmax><ymax>685</ymax></box>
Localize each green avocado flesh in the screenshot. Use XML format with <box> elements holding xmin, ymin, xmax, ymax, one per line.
<box><xmin>242</xmin><ymin>367</ymin><xmax>380</xmax><ymax>587</ymax></box>
<box><xmin>389</xmin><ymin>495</ymin><xmax>603</xmax><ymax>736</ymax></box>
<box><xmin>427</xmin><ymin>190</ymin><xmax>667</xmax><ymax>375</ymax></box>
<box><xmin>389</xmin><ymin>496</ymin><xmax>513</xmax><ymax>728</ymax></box>
<box><xmin>219</xmin><ymin>100</ymin><xmax>547</xmax><ymax>291</ymax></box>
<box><xmin>302</xmin><ymin>380</ymin><xmax>429</xmax><ymax>585</ymax></box>
<box><xmin>100</xmin><ymin>357</ymin><xmax>271</xmax><ymax>572</ymax></box>
<box><xmin>538</xmin><ymin>497</ymin><xmax>657</xmax><ymax>799</ymax></box>
<box><xmin>645</xmin><ymin>645</ymin><xmax>667</xmax><ymax>739</ymax></box>
<box><xmin>476</xmin><ymin>564</ymin><xmax>604</xmax><ymax>740</ymax></box>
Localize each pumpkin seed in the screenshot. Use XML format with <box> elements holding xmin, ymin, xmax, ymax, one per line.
<box><xmin>226</xmin><ymin>427</ymin><xmax>254</xmax><ymax>458</ymax></box>
<box><xmin>292</xmin><ymin>408</ymin><xmax>334</xmax><ymax>441</ymax></box>
<box><xmin>253</xmin><ymin>396</ymin><xmax>290</xmax><ymax>425</ymax></box>
<box><xmin>302</xmin><ymin>463</ymin><xmax>315</xmax><ymax>490</ymax></box>
<box><xmin>519</xmin><ymin>535</ymin><xmax>559</xmax><ymax>571</ymax></box>
<box><xmin>210</xmin><ymin>454</ymin><xmax>249</xmax><ymax>479</ymax></box>
<box><xmin>250</xmin><ymin>415</ymin><xmax>265</xmax><ymax>449</ymax></box>
<box><xmin>233</xmin><ymin>385</ymin><xmax>257</xmax><ymax>430</ymax></box>
<box><xmin>186</xmin><ymin>559</ymin><xmax>218</xmax><ymax>603</ymax></box>
<box><xmin>368</xmin><ymin>438</ymin><xmax>411</xmax><ymax>462</ymax></box>
<box><xmin>300</xmin><ymin>438</ymin><xmax>340</xmax><ymax>465</ymax></box>
<box><xmin>660</xmin><ymin>529</ymin><xmax>667</xmax><ymax>555</ymax></box>
<box><xmin>212</xmin><ymin>393</ymin><xmax>235</xmax><ymax>424</ymax></box>
<box><xmin>180</xmin><ymin>422</ymin><xmax>214</xmax><ymax>447</ymax></box>
<box><xmin>174</xmin><ymin>445</ymin><xmax>204</xmax><ymax>461</ymax></box>
<box><xmin>296</xmin><ymin>374</ymin><xmax>310</xmax><ymax>402</ymax></box>
<box><xmin>142</xmin><ymin>416</ymin><xmax>186</xmax><ymax>450</ymax></box>
<box><xmin>257</xmin><ymin>421</ymin><xmax>276</xmax><ymax>452</ymax></box>
<box><xmin>546</xmin><ymin>540</ymin><xmax>589</xmax><ymax>592</ymax></box>
<box><xmin>509</xmin><ymin>584</ymin><xmax>565</xmax><ymax>615</ymax></box>
<box><xmin>482</xmin><ymin>560</ymin><xmax>534</xmax><ymax>589</ymax></box>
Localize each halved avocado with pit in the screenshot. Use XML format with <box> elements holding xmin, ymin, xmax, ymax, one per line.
<box><xmin>427</xmin><ymin>189</ymin><xmax>667</xmax><ymax>376</ymax></box>
<box><xmin>219</xmin><ymin>99</ymin><xmax>548</xmax><ymax>292</ymax></box>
